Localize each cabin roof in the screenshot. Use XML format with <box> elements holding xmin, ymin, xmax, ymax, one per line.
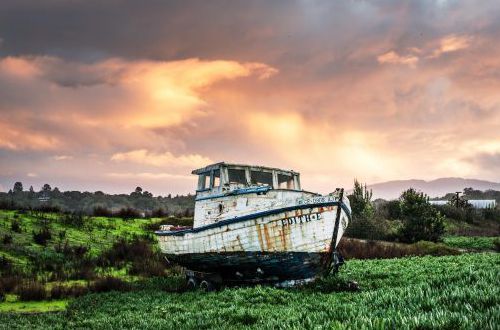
<box><xmin>191</xmin><ymin>162</ymin><xmax>299</xmax><ymax>175</ymax></box>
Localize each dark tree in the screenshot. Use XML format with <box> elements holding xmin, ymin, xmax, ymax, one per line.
<box><xmin>345</xmin><ymin>180</ymin><xmax>382</xmax><ymax>240</ymax></box>
<box><xmin>131</xmin><ymin>187</ymin><xmax>143</xmax><ymax>198</ymax></box>
<box><xmin>399</xmin><ymin>188</ymin><xmax>445</xmax><ymax>243</ymax></box>
<box><xmin>42</xmin><ymin>184</ymin><xmax>52</xmax><ymax>192</ymax></box>
<box><xmin>347</xmin><ymin>179</ymin><xmax>373</xmax><ymax>218</ymax></box>
<box><xmin>13</xmin><ymin>182</ymin><xmax>23</xmax><ymax>193</ymax></box>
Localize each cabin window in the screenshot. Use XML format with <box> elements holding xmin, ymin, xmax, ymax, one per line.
<box><xmin>278</xmin><ymin>173</ymin><xmax>294</xmax><ymax>189</ymax></box>
<box><xmin>212</xmin><ymin>169</ymin><xmax>220</xmax><ymax>188</ymax></box>
<box><xmin>228</xmin><ymin>168</ymin><xmax>247</xmax><ymax>185</ymax></box>
<box><xmin>251</xmin><ymin>171</ymin><xmax>273</xmax><ymax>186</ymax></box>
<box><xmin>199</xmin><ymin>173</ymin><xmax>210</xmax><ymax>190</ymax></box>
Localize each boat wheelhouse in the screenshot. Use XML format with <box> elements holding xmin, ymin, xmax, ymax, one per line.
<box><xmin>156</xmin><ymin>162</ymin><xmax>351</xmax><ymax>288</ymax></box>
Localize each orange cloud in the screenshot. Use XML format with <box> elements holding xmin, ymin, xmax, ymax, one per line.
<box><xmin>439</xmin><ymin>35</ymin><xmax>471</xmax><ymax>53</ymax></box>
<box><xmin>430</xmin><ymin>35</ymin><xmax>472</xmax><ymax>58</ymax></box>
<box><xmin>53</xmin><ymin>155</ymin><xmax>73</xmax><ymax>161</ymax></box>
<box><xmin>0</xmin><ymin>56</ymin><xmax>41</xmax><ymax>78</ymax></box>
<box><xmin>0</xmin><ymin>56</ymin><xmax>277</xmax><ymax>151</ymax></box>
<box><xmin>0</xmin><ymin>121</ymin><xmax>61</xmax><ymax>151</ymax></box>
<box><xmin>377</xmin><ymin>51</ymin><xmax>419</xmax><ymax>67</ymax></box>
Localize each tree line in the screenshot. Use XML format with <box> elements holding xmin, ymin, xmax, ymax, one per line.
<box><xmin>0</xmin><ymin>182</ymin><xmax>194</xmax><ymax>217</ymax></box>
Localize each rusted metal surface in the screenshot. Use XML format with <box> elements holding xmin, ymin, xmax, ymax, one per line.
<box><xmin>156</xmin><ymin>163</ymin><xmax>351</xmax><ymax>283</ymax></box>
<box><xmin>158</xmin><ymin>200</ymin><xmax>349</xmax><ymax>254</ymax></box>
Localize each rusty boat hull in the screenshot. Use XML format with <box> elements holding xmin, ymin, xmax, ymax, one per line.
<box><xmin>156</xmin><ymin>195</ymin><xmax>351</xmax><ymax>284</ymax></box>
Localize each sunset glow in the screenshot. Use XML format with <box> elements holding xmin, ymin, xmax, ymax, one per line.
<box><xmin>0</xmin><ymin>1</ymin><xmax>499</xmax><ymax>195</ymax></box>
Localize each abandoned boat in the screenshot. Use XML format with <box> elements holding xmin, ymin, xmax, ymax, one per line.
<box><xmin>155</xmin><ymin>162</ymin><xmax>351</xmax><ymax>288</ymax></box>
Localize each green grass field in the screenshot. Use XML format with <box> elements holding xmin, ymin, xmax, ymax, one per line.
<box><xmin>443</xmin><ymin>236</ymin><xmax>498</xmax><ymax>251</ymax></box>
<box><xmin>1</xmin><ymin>209</ymin><xmax>499</xmax><ymax>329</ymax></box>
<box><xmin>1</xmin><ymin>253</ymin><xmax>498</xmax><ymax>329</ymax></box>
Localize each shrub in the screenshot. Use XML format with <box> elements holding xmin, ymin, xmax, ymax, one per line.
<box><xmin>11</xmin><ymin>219</ymin><xmax>21</xmax><ymax>233</ymax></box>
<box><xmin>2</xmin><ymin>234</ymin><xmax>13</xmax><ymax>245</ymax></box>
<box><xmin>0</xmin><ymin>284</ymin><xmax>4</xmax><ymax>302</ymax></box>
<box><xmin>494</xmin><ymin>238</ymin><xmax>500</xmax><ymax>252</ymax></box>
<box><xmin>117</xmin><ymin>207</ymin><xmax>141</xmax><ymax>219</ymax></box>
<box><xmin>0</xmin><ymin>276</ymin><xmax>21</xmax><ymax>293</ymax></box>
<box><xmin>69</xmin><ymin>264</ymin><xmax>96</xmax><ymax>280</ymax></box>
<box><xmin>483</xmin><ymin>207</ymin><xmax>500</xmax><ymax>221</ymax></box>
<box><xmin>54</xmin><ymin>241</ymin><xmax>89</xmax><ymax>259</ymax></box>
<box><xmin>151</xmin><ymin>208</ymin><xmax>168</xmax><ymax>218</ymax></box>
<box><xmin>58</xmin><ymin>230</ymin><xmax>66</xmax><ymax>240</ymax></box>
<box><xmin>0</xmin><ymin>256</ymin><xmax>13</xmax><ymax>275</ymax></box>
<box><xmin>97</xmin><ymin>238</ymin><xmax>167</xmax><ymax>276</ymax></box>
<box><xmin>72</xmin><ymin>245</ymin><xmax>89</xmax><ymax>258</ymax></box>
<box><xmin>61</xmin><ymin>212</ymin><xmax>84</xmax><ymax>227</ymax></box>
<box><xmin>33</xmin><ymin>205</ymin><xmax>61</xmax><ymax>213</ymax></box>
<box><xmin>338</xmin><ymin>238</ymin><xmax>460</xmax><ymax>259</ymax></box>
<box><xmin>50</xmin><ymin>284</ymin><xmax>88</xmax><ymax>299</ymax></box>
<box><xmin>17</xmin><ymin>281</ymin><xmax>47</xmax><ymax>301</ymax></box>
<box><xmin>436</xmin><ymin>204</ymin><xmax>482</xmax><ymax>223</ymax></box>
<box><xmin>90</xmin><ymin>277</ymin><xmax>130</xmax><ymax>293</ymax></box>
<box><xmin>398</xmin><ymin>188</ymin><xmax>445</xmax><ymax>243</ymax></box>
<box><xmin>99</xmin><ymin>238</ymin><xmax>154</xmax><ymax>267</ymax></box>
<box><xmin>344</xmin><ymin>214</ymin><xmax>386</xmax><ymax>240</ymax></box>
<box><xmin>411</xmin><ymin>241</ymin><xmax>460</xmax><ymax>256</ymax></box>
<box><xmin>92</xmin><ymin>206</ymin><xmax>113</xmax><ymax>217</ymax></box>
<box><xmin>385</xmin><ymin>200</ymin><xmax>402</xmax><ymax>220</ymax></box>
<box><xmin>29</xmin><ymin>249</ymin><xmax>66</xmax><ymax>273</ymax></box>
<box><xmin>33</xmin><ymin>227</ymin><xmax>52</xmax><ymax>246</ymax></box>
<box><xmin>130</xmin><ymin>258</ymin><xmax>166</xmax><ymax>277</ymax></box>
<box><xmin>338</xmin><ymin>238</ymin><xmax>408</xmax><ymax>259</ymax></box>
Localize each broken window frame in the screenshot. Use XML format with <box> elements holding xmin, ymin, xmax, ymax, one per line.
<box><xmin>226</xmin><ymin>167</ymin><xmax>248</xmax><ymax>186</ymax></box>
<box><xmin>211</xmin><ymin>169</ymin><xmax>221</xmax><ymax>189</ymax></box>
<box><xmin>277</xmin><ymin>172</ymin><xmax>295</xmax><ymax>190</ymax></box>
<box><xmin>250</xmin><ymin>170</ymin><xmax>273</xmax><ymax>187</ymax></box>
<box><xmin>197</xmin><ymin>172</ymin><xmax>211</xmax><ymax>191</ymax></box>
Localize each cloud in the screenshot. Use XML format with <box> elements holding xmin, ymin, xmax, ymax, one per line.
<box><xmin>1</xmin><ymin>1</ymin><xmax>500</xmax><ymax>194</ymax></box>
<box><xmin>438</xmin><ymin>35</ymin><xmax>471</xmax><ymax>53</ymax></box>
<box><xmin>53</xmin><ymin>155</ymin><xmax>73</xmax><ymax>161</ymax></box>
<box><xmin>0</xmin><ymin>56</ymin><xmax>276</xmax><ymax>151</ymax></box>
<box><xmin>0</xmin><ymin>121</ymin><xmax>62</xmax><ymax>151</ymax></box>
<box><xmin>111</xmin><ymin>149</ymin><xmax>212</xmax><ymax>168</ymax></box>
<box><xmin>431</xmin><ymin>35</ymin><xmax>472</xmax><ymax>58</ymax></box>
<box><xmin>465</xmin><ymin>152</ymin><xmax>500</xmax><ymax>172</ymax></box>
<box><xmin>377</xmin><ymin>51</ymin><xmax>419</xmax><ymax>67</ymax></box>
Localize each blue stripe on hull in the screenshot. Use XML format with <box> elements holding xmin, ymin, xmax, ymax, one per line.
<box><xmin>156</xmin><ymin>200</ymin><xmax>350</xmax><ymax>236</ymax></box>
<box><xmin>166</xmin><ymin>251</ymin><xmax>329</xmax><ymax>282</ymax></box>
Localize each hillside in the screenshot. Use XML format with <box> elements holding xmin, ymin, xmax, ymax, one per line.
<box><xmin>367</xmin><ymin>178</ymin><xmax>500</xmax><ymax>200</ymax></box>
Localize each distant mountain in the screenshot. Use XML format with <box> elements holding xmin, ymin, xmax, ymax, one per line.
<box><xmin>367</xmin><ymin>178</ymin><xmax>500</xmax><ymax>200</ymax></box>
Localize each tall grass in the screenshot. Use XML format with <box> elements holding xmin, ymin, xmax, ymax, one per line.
<box><xmin>1</xmin><ymin>253</ymin><xmax>498</xmax><ymax>329</ymax></box>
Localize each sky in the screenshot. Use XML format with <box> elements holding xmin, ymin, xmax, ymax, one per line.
<box><xmin>0</xmin><ymin>0</ymin><xmax>499</xmax><ymax>195</ymax></box>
